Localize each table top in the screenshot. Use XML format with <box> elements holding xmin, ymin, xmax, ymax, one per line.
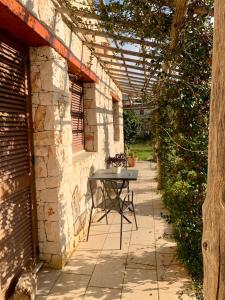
<box><xmin>88</xmin><ymin>169</ymin><xmax>138</xmax><ymax>181</ymax></box>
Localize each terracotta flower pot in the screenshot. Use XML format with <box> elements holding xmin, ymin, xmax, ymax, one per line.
<box><xmin>128</xmin><ymin>156</ymin><xmax>137</xmax><ymax>167</ymax></box>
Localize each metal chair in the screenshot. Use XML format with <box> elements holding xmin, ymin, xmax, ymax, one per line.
<box><xmin>87</xmin><ymin>178</ymin><xmax>138</xmax><ymax>249</ymax></box>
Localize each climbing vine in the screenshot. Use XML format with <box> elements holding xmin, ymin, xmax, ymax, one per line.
<box><xmin>158</xmin><ymin>10</ymin><xmax>212</xmax><ymax>289</ymax></box>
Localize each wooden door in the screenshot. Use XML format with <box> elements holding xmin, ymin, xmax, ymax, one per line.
<box><xmin>0</xmin><ymin>31</ymin><xmax>36</xmax><ymax>298</ymax></box>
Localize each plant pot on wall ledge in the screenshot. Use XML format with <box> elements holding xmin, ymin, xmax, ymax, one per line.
<box><xmin>128</xmin><ymin>156</ymin><xmax>137</xmax><ymax>167</ymax></box>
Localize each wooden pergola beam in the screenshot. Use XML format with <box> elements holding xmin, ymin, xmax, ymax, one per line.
<box><xmin>123</xmin><ymin>104</ymin><xmax>155</xmax><ymax>110</ymax></box>
<box><xmin>83</xmin><ymin>41</ymin><xmax>158</xmax><ymax>59</ymax></box>
<box><xmin>111</xmin><ymin>76</ymin><xmax>157</xmax><ymax>84</ymax></box>
<box><xmin>119</xmin><ymin>83</ymin><xmax>153</xmax><ymax>90</ymax></box>
<box><xmin>111</xmin><ymin>73</ymin><xmax>157</xmax><ymax>81</ymax></box>
<box><xmin>108</xmin><ymin>69</ymin><xmax>156</xmax><ymax>78</ymax></box>
<box><xmin>114</xmin><ymin>78</ymin><xmax>156</xmax><ymax>85</ymax></box>
<box><xmin>101</xmin><ymin>60</ymin><xmax>154</xmax><ymax>71</ymax></box>
<box><xmin>95</xmin><ymin>52</ymin><xmax>154</xmax><ymax>67</ymax></box>
<box><xmin>72</xmin><ymin>27</ymin><xmax>158</xmax><ymax>47</ymax></box>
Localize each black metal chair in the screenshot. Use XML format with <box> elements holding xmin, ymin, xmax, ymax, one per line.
<box><xmin>87</xmin><ymin>178</ymin><xmax>138</xmax><ymax>249</ymax></box>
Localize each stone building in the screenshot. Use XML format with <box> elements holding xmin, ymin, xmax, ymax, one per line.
<box><xmin>0</xmin><ymin>0</ymin><xmax>123</xmax><ymax>297</ymax></box>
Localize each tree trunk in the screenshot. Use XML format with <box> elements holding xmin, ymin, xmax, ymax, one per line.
<box><xmin>202</xmin><ymin>1</ymin><xmax>225</xmax><ymax>299</ymax></box>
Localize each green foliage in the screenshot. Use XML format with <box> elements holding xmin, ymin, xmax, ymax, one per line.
<box><xmin>123</xmin><ymin>110</ymin><xmax>141</xmax><ymax>144</ymax></box>
<box><xmin>158</xmin><ymin>7</ymin><xmax>213</xmax><ymax>287</ymax></box>
<box><xmin>129</xmin><ymin>139</ymin><xmax>154</xmax><ymax>161</ymax></box>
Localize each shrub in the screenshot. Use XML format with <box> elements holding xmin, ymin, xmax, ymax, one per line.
<box><xmin>123</xmin><ymin>110</ymin><xmax>141</xmax><ymax>144</ymax></box>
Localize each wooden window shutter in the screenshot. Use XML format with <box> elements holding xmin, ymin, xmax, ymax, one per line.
<box><xmin>69</xmin><ymin>76</ymin><xmax>84</xmax><ymax>152</ymax></box>
<box><xmin>0</xmin><ymin>31</ymin><xmax>36</xmax><ymax>297</ymax></box>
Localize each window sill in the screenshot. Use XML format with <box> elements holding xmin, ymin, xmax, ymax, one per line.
<box><xmin>72</xmin><ymin>151</ymin><xmax>97</xmax><ymax>164</ymax></box>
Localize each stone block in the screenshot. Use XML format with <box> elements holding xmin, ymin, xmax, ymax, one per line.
<box><xmin>47</xmin><ymin>146</ymin><xmax>59</xmax><ymax>177</ymax></box>
<box><xmin>44</xmin><ymin>202</ymin><xmax>59</xmax><ymax>221</ymax></box>
<box><xmin>40</xmin><ymin>189</ymin><xmax>58</xmax><ymax>204</ymax></box>
<box><xmin>45</xmin><ymin>177</ymin><xmax>59</xmax><ymax>188</ymax></box>
<box><xmin>35</xmin><ymin>178</ymin><xmax>46</xmax><ymax>191</ymax></box>
<box><xmin>84</xmin><ymin>99</ymin><xmax>95</xmax><ymax>109</ymax></box>
<box><xmin>34</xmin><ymin>157</ymin><xmax>47</xmax><ymax>178</ymax></box>
<box><xmin>84</xmin><ymin>87</ymin><xmax>95</xmax><ymax>100</ymax></box>
<box><xmin>30</xmin><ymin>68</ymin><xmax>41</xmax><ymax>92</ymax></box>
<box><xmin>39</xmin><ymin>241</ymin><xmax>60</xmax><ymax>255</ymax></box>
<box><xmin>38</xmin><ymin>221</ymin><xmax>46</xmax><ymax>242</ymax></box>
<box><xmin>32</xmin><ymin>93</ymin><xmax>39</xmax><ymax>105</ymax></box>
<box><xmin>51</xmin><ymin>255</ymin><xmax>64</xmax><ymax>269</ymax></box>
<box><xmin>34</xmin><ymin>146</ymin><xmax>48</xmax><ymax>157</ymax></box>
<box><xmin>44</xmin><ymin>106</ymin><xmax>55</xmax><ymax>130</ymax></box>
<box><xmin>39</xmin><ymin>253</ymin><xmax>51</xmax><ymax>262</ymax></box>
<box><xmin>39</xmin><ymin>92</ymin><xmax>53</xmax><ymax>106</ymax></box>
<box><xmin>40</xmin><ymin>61</ymin><xmax>53</xmax><ymax>91</ymax></box>
<box><xmin>33</xmin><ymin>131</ymin><xmax>55</xmax><ymax>146</ymax></box>
<box><xmin>85</xmin><ymin>109</ymin><xmax>97</xmax><ymax>126</ymax></box>
<box><xmin>37</xmin><ymin>204</ymin><xmax>45</xmax><ymax>221</ymax></box>
<box><xmin>45</xmin><ymin>221</ymin><xmax>59</xmax><ymax>242</ymax></box>
<box><xmin>34</xmin><ymin>106</ymin><xmax>46</xmax><ymax>130</ymax></box>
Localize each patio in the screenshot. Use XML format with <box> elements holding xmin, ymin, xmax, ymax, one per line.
<box><xmin>35</xmin><ymin>161</ymin><xmax>195</xmax><ymax>300</ymax></box>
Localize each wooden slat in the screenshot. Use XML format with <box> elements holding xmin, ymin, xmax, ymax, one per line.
<box><xmin>69</xmin><ymin>76</ymin><xmax>84</xmax><ymax>152</ymax></box>
<box><xmin>0</xmin><ymin>32</ymin><xmax>35</xmax><ymax>297</ymax></box>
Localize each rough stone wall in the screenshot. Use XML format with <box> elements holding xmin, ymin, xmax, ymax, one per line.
<box><xmin>30</xmin><ymin>46</ymin><xmax>123</xmax><ymax>268</ymax></box>
<box><xmin>30</xmin><ymin>47</ymin><xmax>73</xmax><ymax>267</ymax></box>
<box><xmin>24</xmin><ymin>0</ymin><xmax>124</xmax><ymax>268</ymax></box>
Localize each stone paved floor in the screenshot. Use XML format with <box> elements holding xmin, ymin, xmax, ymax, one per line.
<box><xmin>35</xmin><ymin>161</ymin><xmax>196</xmax><ymax>300</ymax></box>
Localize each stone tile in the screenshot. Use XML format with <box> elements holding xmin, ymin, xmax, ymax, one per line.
<box><xmin>156</xmin><ymin>238</ymin><xmax>177</xmax><ymax>254</ymax></box>
<box><xmin>102</xmin><ymin>236</ymin><xmax>130</xmax><ymax>252</ymax></box>
<box><xmin>156</xmin><ymin>253</ymin><xmax>180</xmax><ymax>266</ymax></box>
<box><xmin>76</xmin><ymin>234</ymin><xmax>107</xmax><ymax>251</ymax></box>
<box><xmin>89</xmin><ymin>257</ymin><xmax>125</xmax><ymax>289</ymax></box>
<box><xmin>70</xmin><ymin>249</ymin><xmax>101</xmax><ymax>260</ymax></box>
<box><xmin>158</xmin><ymin>287</ymin><xmax>196</xmax><ymax>299</ymax></box>
<box><xmin>63</xmin><ymin>257</ymin><xmax>97</xmax><ymax>275</ymax></box>
<box><xmin>127</xmin><ymin>244</ymin><xmax>156</xmax><ymax>269</ymax></box>
<box><xmin>135</xmin><ymin>215</ymin><xmax>154</xmax><ymax>228</ymax></box>
<box><xmin>49</xmin><ymin>273</ymin><xmax>90</xmax><ymax>297</ymax></box>
<box><xmin>122</xmin><ymin>268</ymin><xmax>158</xmax><ymax>299</ymax></box>
<box><xmin>157</xmin><ymin>265</ymin><xmax>191</xmax><ymax>288</ymax></box>
<box><xmin>47</xmin><ymin>294</ymin><xmax>84</xmax><ymax>300</ymax></box>
<box><xmin>84</xmin><ymin>287</ymin><xmax>122</xmax><ymax>300</ymax></box>
<box><xmin>130</xmin><ymin>228</ymin><xmax>155</xmax><ymax>245</ymax></box>
<box><xmin>36</xmin><ymin>268</ymin><xmax>60</xmax><ymax>296</ymax></box>
<box><xmin>122</xmin><ymin>289</ymin><xmax>159</xmax><ymax>300</ymax></box>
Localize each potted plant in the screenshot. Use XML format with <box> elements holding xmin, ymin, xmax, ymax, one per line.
<box><xmin>125</xmin><ymin>144</ymin><xmax>137</xmax><ymax>167</ymax></box>
<box><xmin>127</xmin><ymin>151</ymin><xmax>137</xmax><ymax>167</ymax></box>
<box><xmin>105</xmin><ymin>154</ymin><xmax>127</xmax><ymax>174</ymax></box>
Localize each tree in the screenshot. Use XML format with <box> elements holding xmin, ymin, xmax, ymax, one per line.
<box><xmin>202</xmin><ymin>1</ymin><xmax>225</xmax><ymax>299</ymax></box>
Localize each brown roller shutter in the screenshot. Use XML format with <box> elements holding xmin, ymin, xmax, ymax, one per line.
<box><xmin>70</xmin><ymin>77</ymin><xmax>84</xmax><ymax>152</ymax></box>
<box><xmin>0</xmin><ymin>31</ymin><xmax>36</xmax><ymax>298</ymax></box>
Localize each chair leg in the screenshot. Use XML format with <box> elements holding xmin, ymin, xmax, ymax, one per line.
<box><xmin>120</xmin><ymin>202</ymin><xmax>123</xmax><ymax>250</ymax></box>
<box><xmin>131</xmin><ymin>191</ymin><xmax>138</xmax><ymax>230</ymax></box>
<box><xmin>104</xmin><ymin>200</ymin><xmax>109</xmax><ymax>224</ymax></box>
<box><xmin>87</xmin><ymin>206</ymin><xmax>93</xmax><ymax>241</ymax></box>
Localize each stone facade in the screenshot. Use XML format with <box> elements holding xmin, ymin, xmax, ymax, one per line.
<box><xmin>24</xmin><ymin>0</ymin><xmax>124</xmax><ymax>267</ymax></box>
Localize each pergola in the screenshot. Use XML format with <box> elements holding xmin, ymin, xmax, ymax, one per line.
<box><xmin>53</xmin><ymin>0</ymin><xmax>205</xmax><ymax>110</ymax></box>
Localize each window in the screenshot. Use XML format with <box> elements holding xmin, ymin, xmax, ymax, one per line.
<box><xmin>70</xmin><ymin>76</ymin><xmax>84</xmax><ymax>152</ymax></box>
<box><xmin>113</xmin><ymin>100</ymin><xmax>120</xmax><ymax>141</ymax></box>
